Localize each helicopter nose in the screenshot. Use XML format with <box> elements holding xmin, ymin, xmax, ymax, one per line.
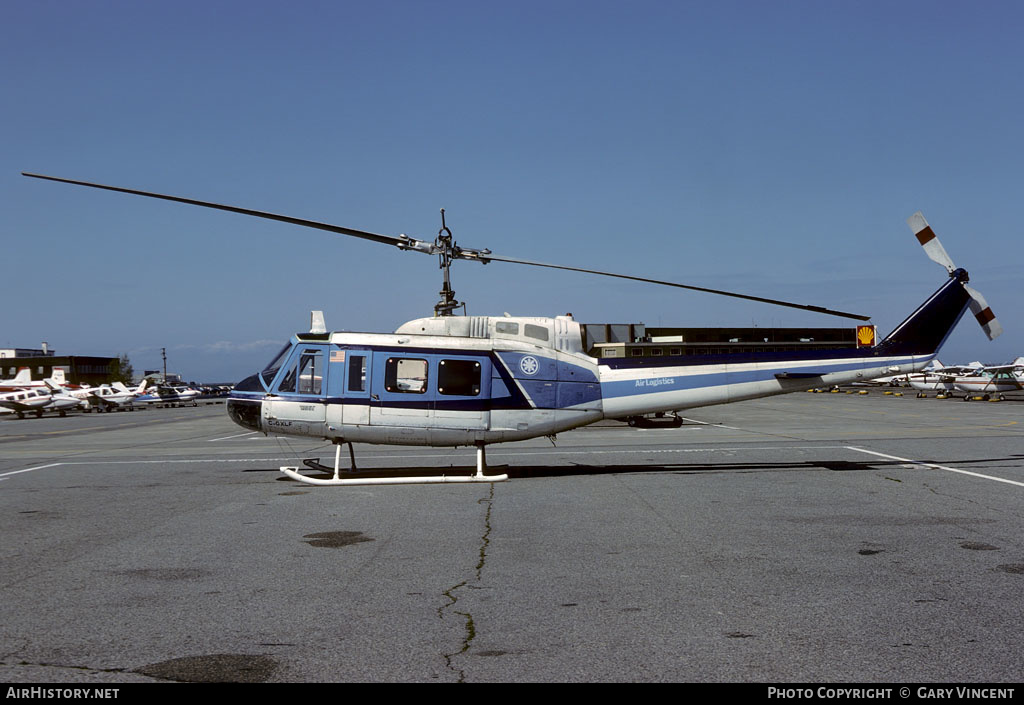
<box><xmin>227</xmin><ymin>372</ymin><xmax>263</xmax><ymax>432</ymax></box>
<box><xmin>227</xmin><ymin>397</ymin><xmax>262</xmax><ymax>432</ymax></box>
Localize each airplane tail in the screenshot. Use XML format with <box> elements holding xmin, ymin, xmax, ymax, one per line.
<box><xmin>137</xmin><ymin>379</ymin><xmax>148</xmax><ymax>393</ymax></box>
<box><xmin>44</xmin><ymin>368</ymin><xmax>69</xmax><ymax>390</ymax></box>
<box><xmin>5</xmin><ymin>368</ymin><xmax>32</xmax><ymax>385</ymax></box>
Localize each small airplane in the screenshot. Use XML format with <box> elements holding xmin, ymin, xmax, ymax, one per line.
<box><xmin>82</xmin><ymin>380</ymin><xmax>149</xmax><ymax>411</ymax></box>
<box><xmin>134</xmin><ymin>383</ymin><xmax>199</xmax><ymax>407</ymax></box>
<box><xmin>0</xmin><ymin>369</ymin><xmax>84</xmax><ymax>417</ymax></box>
<box><xmin>950</xmin><ymin>363</ymin><xmax>1023</xmax><ymax>401</ymax></box>
<box><xmin>45</xmin><ymin>388</ymin><xmax>85</xmax><ymax>416</ymax></box>
<box><xmin>0</xmin><ymin>388</ymin><xmax>54</xmax><ymax>418</ymax></box>
<box><xmin>906</xmin><ymin>359</ymin><xmax>1022</xmax><ymax>400</ymax></box>
<box><xmin>22</xmin><ymin>173</ymin><xmax>1003</xmax><ymax>485</ymax></box>
<box><xmin>0</xmin><ymin>386</ymin><xmax>81</xmax><ymax>418</ymax></box>
<box><xmin>906</xmin><ymin>360</ymin><xmax>963</xmax><ymax>396</ymax></box>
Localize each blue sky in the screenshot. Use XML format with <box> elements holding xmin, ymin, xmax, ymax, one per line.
<box><xmin>4</xmin><ymin>1</ymin><xmax>1022</xmax><ymax>381</ymax></box>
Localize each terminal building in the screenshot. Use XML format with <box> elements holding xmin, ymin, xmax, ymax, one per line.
<box><xmin>0</xmin><ymin>344</ymin><xmax>122</xmax><ymax>387</ymax></box>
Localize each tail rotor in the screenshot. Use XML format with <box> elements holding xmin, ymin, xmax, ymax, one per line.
<box><xmin>907</xmin><ymin>211</ymin><xmax>1003</xmax><ymax>340</ymax></box>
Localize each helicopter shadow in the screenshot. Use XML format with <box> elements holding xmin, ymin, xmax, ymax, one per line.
<box><xmin>245</xmin><ymin>454</ymin><xmax>1024</xmax><ymax>482</ymax></box>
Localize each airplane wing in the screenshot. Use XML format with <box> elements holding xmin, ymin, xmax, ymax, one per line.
<box><xmin>976</xmin><ymin>364</ymin><xmax>1015</xmax><ymax>373</ymax></box>
<box><xmin>87</xmin><ymin>390</ymin><xmax>121</xmax><ymax>408</ymax></box>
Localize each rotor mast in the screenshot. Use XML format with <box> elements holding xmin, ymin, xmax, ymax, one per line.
<box><xmin>434</xmin><ymin>209</ymin><xmax>462</xmax><ymax>317</ymax></box>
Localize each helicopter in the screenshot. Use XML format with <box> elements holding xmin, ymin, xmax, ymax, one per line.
<box><xmin>22</xmin><ymin>173</ymin><xmax>1001</xmax><ymax>485</ymax></box>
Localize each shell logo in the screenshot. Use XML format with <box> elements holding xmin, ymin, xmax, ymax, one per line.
<box><xmin>856</xmin><ymin>325</ymin><xmax>876</xmax><ymax>347</ymax></box>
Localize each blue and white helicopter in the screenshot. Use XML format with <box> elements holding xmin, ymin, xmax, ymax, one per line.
<box><xmin>23</xmin><ymin>173</ymin><xmax>1001</xmax><ymax>485</ymax></box>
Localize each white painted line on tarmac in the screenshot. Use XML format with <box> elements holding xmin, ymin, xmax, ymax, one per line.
<box><xmin>0</xmin><ymin>463</ymin><xmax>64</xmax><ymax>479</ymax></box>
<box><xmin>847</xmin><ymin>446</ymin><xmax>1024</xmax><ymax>488</ymax></box>
<box><xmin>680</xmin><ymin>417</ymin><xmax>745</xmax><ymax>430</ymax></box>
<box><xmin>207</xmin><ymin>431</ymin><xmax>259</xmax><ymax>441</ymax></box>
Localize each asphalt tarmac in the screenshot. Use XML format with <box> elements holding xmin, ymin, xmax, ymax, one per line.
<box><xmin>1</xmin><ymin>390</ymin><xmax>1022</xmax><ymax>683</ymax></box>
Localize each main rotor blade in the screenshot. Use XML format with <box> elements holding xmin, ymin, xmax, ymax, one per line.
<box><xmin>22</xmin><ymin>172</ymin><xmax>410</xmax><ymax>249</ymax></box>
<box><xmin>480</xmin><ymin>253</ymin><xmax>873</xmax><ymax>321</ymax></box>
<box><xmin>23</xmin><ymin>172</ymin><xmax>871</xmax><ymax>321</ymax></box>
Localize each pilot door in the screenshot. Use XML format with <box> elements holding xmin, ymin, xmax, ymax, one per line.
<box><xmin>263</xmin><ymin>344</ymin><xmax>330</xmax><ymax>436</ymax></box>
<box><xmin>325</xmin><ymin>348</ymin><xmax>371</xmax><ymax>427</ymax></box>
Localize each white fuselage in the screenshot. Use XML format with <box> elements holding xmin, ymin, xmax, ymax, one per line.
<box><xmin>229</xmin><ymin>315</ymin><xmax>937</xmax><ymax>448</ymax></box>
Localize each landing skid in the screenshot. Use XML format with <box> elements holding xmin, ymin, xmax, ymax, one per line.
<box><xmin>279</xmin><ymin>441</ymin><xmax>508</xmax><ymax>486</ymax></box>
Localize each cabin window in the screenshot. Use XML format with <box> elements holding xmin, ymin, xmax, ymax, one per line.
<box><xmin>631</xmin><ymin>348</ymin><xmax>643</xmax><ymax>357</ymax></box>
<box><xmin>385</xmin><ymin>358</ymin><xmax>427</xmax><ymax>394</ymax></box>
<box><xmin>347</xmin><ymin>355</ymin><xmax>366</xmax><ymax>392</ymax></box>
<box><xmin>276</xmin><ymin>348</ymin><xmax>323</xmax><ymax>394</ymax></box>
<box><xmin>297</xmin><ymin>350</ymin><xmax>323</xmax><ymax>394</ymax></box>
<box><xmin>651</xmin><ymin>348</ymin><xmax>663</xmax><ymax>356</ymax></box>
<box><xmin>277</xmin><ymin>360</ymin><xmax>298</xmax><ymax>392</ymax></box>
<box><xmin>495</xmin><ymin>321</ymin><xmax>519</xmax><ymax>335</ymax></box>
<box><xmin>670</xmin><ymin>348</ymin><xmax>681</xmax><ymax>356</ymax></box>
<box><xmin>438</xmin><ymin>359</ymin><xmax>481</xmax><ymax>396</ymax></box>
<box><xmin>524</xmin><ymin>324</ymin><xmax>549</xmax><ymax>341</ymax></box>
<box><xmin>261</xmin><ymin>342</ymin><xmax>293</xmax><ymax>386</ymax></box>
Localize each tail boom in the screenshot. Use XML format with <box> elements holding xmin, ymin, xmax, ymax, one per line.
<box><xmin>599</xmin><ymin>270</ymin><xmax>972</xmax><ymax>418</ymax></box>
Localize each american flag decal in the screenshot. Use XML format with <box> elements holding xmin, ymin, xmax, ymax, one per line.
<box><xmin>330</xmin><ymin>349</ymin><xmax>346</xmax><ymax>363</ymax></box>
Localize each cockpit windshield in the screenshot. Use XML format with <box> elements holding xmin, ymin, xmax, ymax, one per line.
<box><xmin>261</xmin><ymin>342</ymin><xmax>293</xmax><ymax>386</ymax></box>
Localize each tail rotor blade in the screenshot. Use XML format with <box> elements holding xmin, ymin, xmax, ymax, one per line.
<box><xmin>907</xmin><ymin>211</ymin><xmax>955</xmax><ymax>273</ymax></box>
<box><xmin>963</xmin><ymin>283</ymin><xmax>1003</xmax><ymax>340</ymax></box>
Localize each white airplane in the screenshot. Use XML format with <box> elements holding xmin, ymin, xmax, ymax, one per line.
<box><xmin>0</xmin><ymin>388</ymin><xmax>52</xmax><ymax>417</ymax></box>
<box><xmin>43</xmin><ymin>388</ymin><xmax>84</xmax><ymax>416</ymax></box>
<box><xmin>133</xmin><ymin>383</ymin><xmax>199</xmax><ymax>407</ymax></box>
<box><xmin>0</xmin><ymin>369</ymin><xmax>85</xmax><ymax>416</ymax></box>
<box><xmin>951</xmin><ymin>363</ymin><xmax>1024</xmax><ymax>400</ymax></box>
<box><xmin>908</xmin><ymin>359</ymin><xmax>1022</xmax><ymax>400</ymax></box>
<box><xmin>84</xmin><ymin>380</ymin><xmax>149</xmax><ymax>411</ymax></box>
<box><xmin>907</xmin><ymin>360</ymin><xmax>960</xmax><ymax>396</ymax></box>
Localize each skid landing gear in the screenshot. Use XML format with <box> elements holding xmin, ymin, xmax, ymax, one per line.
<box><xmin>280</xmin><ymin>441</ymin><xmax>509</xmax><ymax>486</ymax></box>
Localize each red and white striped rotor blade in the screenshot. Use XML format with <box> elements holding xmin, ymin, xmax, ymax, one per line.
<box><xmin>907</xmin><ymin>211</ymin><xmax>955</xmax><ymax>273</ymax></box>
<box><xmin>963</xmin><ymin>283</ymin><xmax>1003</xmax><ymax>340</ymax></box>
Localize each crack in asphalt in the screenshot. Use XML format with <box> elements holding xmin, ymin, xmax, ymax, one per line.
<box><xmin>438</xmin><ymin>484</ymin><xmax>496</xmax><ymax>682</ymax></box>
